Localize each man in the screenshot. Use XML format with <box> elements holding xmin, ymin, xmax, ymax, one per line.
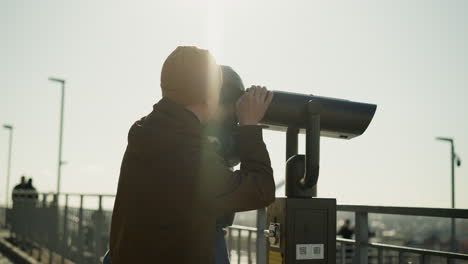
<box><xmin>12</xmin><ymin>175</ymin><xmax>27</xmax><ymax>200</ymax></box>
<box><xmin>109</xmin><ymin>46</ymin><xmax>275</xmax><ymax>263</ymax></box>
<box><xmin>24</xmin><ymin>178</ymin><xmax>39</xmax><ymax>200</ymax></box>
<box><xmin>13</xmin><ymin>176</ymin><xmax>27</xmax><ymax>191</ymax></box>
<box><xmin>338</xmin><ymin>219</ymin><xmax>354</xmax><ymax>239</ymax></box>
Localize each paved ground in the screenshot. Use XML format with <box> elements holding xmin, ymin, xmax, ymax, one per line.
<box><xmin>0</xmin><ymin>230</ymin><xmax>13</xmax><ymax>264</ymax></box>
<box><xmin>0</xmin><ymin>228</ymin><xmax>73</xmax><ymax>264</ymax></box>
<box><xmin>0</xmin><ymin>251</ymin><xmax>14</xmax><ymax>264</ymax></box>
<box><xmin>0</xmin><ymin>229</ymin><xmax>14</xmax><ymax>264</ymax></box>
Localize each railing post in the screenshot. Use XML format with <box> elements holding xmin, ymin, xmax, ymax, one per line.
<box><xmin>49</xmin><ymin>194</ymin><xmax>59</xmax><ymax>264</ymax></box>
<box><xmin>420</xmin><ymin>254</ymin><xmax>429</xmax><ymax>264</ymax></box>
<box><xmin>94</xmin><ymin>195</ymin><xmax>105</xmax><ymax>263</ymax></box>
<box><xmin>228</xmin><ymin>228</ymin><xmax>233</xmax><ymax>258</ymax></box>
<box><xmin>256</xmin><ymin>208</ymin><xmax>267</xmax><ymax>264</ymax></box>
<box><xmin>6</xmin><ymin>207</ymin><xmax>11</xmax><ymax>238</ymax></box>
<box><xmin>78</xmin><ymin>195</ymin><xmax>84</xmax><ymax>264</ymax></box>
<box><xmin>341</xmin><ymin>243</ymin><xmax>346</xmax><ymax>264</ymax></box>
<box><xmin>38</xmin><ymin>193</ymin><xmax>47</xmax><ymax>262</ymax></box>
<box><xmin>378</xmin><ymin>248</ymin><xmax>384</xmax><ymax>264</ymax></box>
<box><xmin>248</xmin><ymin>230</ymin><xmax>252</xmax><ymax>264</ymax></box>
<box><xmin>237</xmin><ymin>229</ymin><xmax>242</xmax><ymax>264</ymax></box>
<box><xmin>353</xmin><ymin>211</ymin><xmax>368</xmax><ymax>264</ymax></box>
<box><xmin>46</xmin><ymin>194</ymin><xmax>53</xmax><ymax>264</ymax></box>
<box><xmin>47</xmin><ymin>194</ymin><xmax>54</xmax><ymax>264</ymax></box>
<box><xmin>61</xmin><ymin>194</ymin><xmax>69</xmax><ymax>264</ymax></box>
<box><xmin>398</xmin><ymin>251</ymin><xmax>404</xmax><ymax>264</ymax></box>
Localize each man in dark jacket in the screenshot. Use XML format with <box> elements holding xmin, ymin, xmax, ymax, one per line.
<box><xmin>338</xmin><ymin>219</ymin><xmax>354</xmax><ymax>239</ymax></box>
<box><xmin>12</xmin><ymin>176</ymin><xmax>27</xmax><ymax>191</ymax></box>
<box><xmin>109</xmin><ymin>46</ymin><xmax>275</xmax><ymax>263</ymax></box>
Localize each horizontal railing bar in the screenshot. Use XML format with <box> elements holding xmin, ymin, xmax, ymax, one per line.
<box><xmin>228</xmin><ymin>225</ymin><xmax>257</xmax><ymax>232</ymax></box>
<box><xmin>13</xmin><ymin>196</ymin><xmax>468</xmax><ymax>219</ymax></box>
<box><xmin>338</xmin><ymin>205</ymin><xmax>468</xmax><ymax>219</ymax></box>
<box><xmin>336</xmin><ymin>238</ymin><xmax>468</xmax><ymax>260</ymax></box>
<box><xmin>37</xmin><ymin>192</ymin><xmax>116</xmax><ymax>198</ymax></box>
<box><xmin>368</xmin><ymin>241</ymin><xmax>468</xmax><ymax>260</ymax></box>
<box><xmin>336</xmin><ymin>238</ymin><xmax>355</xmax><ymax>244</ymax></box>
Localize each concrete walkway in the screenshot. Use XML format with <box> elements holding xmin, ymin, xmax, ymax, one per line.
<box><xmin>0</xmin><ymin>229</ymin><xmax>38</xmax><ymax>264</ymax></box>
<box><xmin>0</xmin><ymin>251</ymin><xmax>14</xmax><ymax>264</ymax></box>
<box><xmin>0</xmin><ymin>230</ymin><xmax>14</xmax><ymax>264</ymax></box>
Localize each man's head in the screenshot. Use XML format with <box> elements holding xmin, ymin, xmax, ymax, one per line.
<box><xmin>345</xmin><ymin>219</ymin><xmax>351</xmax><ymax>226</ymax></box>
<box><xmin>20</xmin><ymin>176</ymin><xmax>26</xmax><ymax>184</ymax></box>
<box><xmin>160</xmin><ymin>46</ymin><xmax>223</xmax><ymax>123</ymax></box>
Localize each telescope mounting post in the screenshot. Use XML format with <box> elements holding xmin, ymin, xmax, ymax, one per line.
<box><xmin>285</xmin><ymin>100</ymin><xmax>321</xmax><ymax>198</ymax></box>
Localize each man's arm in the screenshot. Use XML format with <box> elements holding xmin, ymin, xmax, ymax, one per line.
<box><xmin>200</xmin><ymin>86</ymin><xmax>275</xmax><ymax>214</ymax></box>
<box><xmin>209</xmin><ymin>125</ymin><xmax>275</xmax><ymax>214</ymax></box>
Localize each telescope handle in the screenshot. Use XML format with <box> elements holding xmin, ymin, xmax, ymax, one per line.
<box><xmin>285</xmin><ymin>101</ymin><xmax>321</xmax><ymax>198</ymax></box>
<box><xmin>301</xmin><ymin>101</ymin><xmax>320</xmax><ymax>189</ymax></box>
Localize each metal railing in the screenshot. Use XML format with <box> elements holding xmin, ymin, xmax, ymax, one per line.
<box><xmin>226</xmin><ymin>225</ymin><xmax>257</xmax><ymax>264</ymax></box>
<box><xmin>3</xmin><ymin>192</ymin><xmax>468</xmax><ymax>264</ymax></box>
<box><xmin>337</xmin><ymin>238</ymin><xmax>468</xmax><ymax>264</ymax></box>
<box><xmin>6</xmin><ymin>192</ymin><xmax>115</xmax><ymax>264</ymax></box>
<box><xmin>336</xmin><ymin>205</ymin><xmax>468</xmax><ymax>264</ymax></box>
<box><xmin>5</xmin><ymin>192</ymin><xmax>261</xmax><ymax>264</ymax></box>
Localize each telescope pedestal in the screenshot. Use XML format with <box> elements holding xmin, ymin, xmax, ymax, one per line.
<box><xmin>266</xmin><ymin>198</ymin><xmax>336</xmax><ymax>264</ymax></box>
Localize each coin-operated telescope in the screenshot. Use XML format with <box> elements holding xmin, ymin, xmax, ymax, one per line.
<box><xmin>260</xmin><ymin>91</ymin><xmax>377</xmax><ymax>264</ymax></box>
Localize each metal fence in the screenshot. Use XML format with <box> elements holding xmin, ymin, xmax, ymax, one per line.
<box><xmin>4</xmin><ymin>193</ymin><xmax>468</xmax><ymax>264</ymax></box>
<box><xmin>6</xmin><ymin>192</ymin><xmax>114</xmax><ymax>264</ymax></box>
<box><xmin>5</xmin><ymin>192</ymin><xmax>260</xmax><ymax>264</ymax></box>
<box><xmin>336</xmin><ymin>205</ymin><xmax>468</xmax><ymax>264</ymax></box>
<box><xmin>226</xmin><ymin>225</ymin><xmax>258</xmax><ymax>264</ymax></box>
<box><xmin>336</xmin><ymin>238</ymin><xmax>468</xmax><ymax>264</ymax></box>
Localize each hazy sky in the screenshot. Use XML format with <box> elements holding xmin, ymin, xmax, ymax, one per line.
<box><xmin>1</xmin><ymin>0</ymin><xmax>467</xmax><ymax>209</ymax></box>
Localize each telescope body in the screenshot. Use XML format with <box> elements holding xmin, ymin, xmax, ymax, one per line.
<box><xmin>262</xmin><ymin>91</ymin><xmax>377</xmax><ymax>139</ymax></box>
<box><xmin>259</xmin><ymin>91</ymin><xmax>377</xmax><ymax>197</ymax></box>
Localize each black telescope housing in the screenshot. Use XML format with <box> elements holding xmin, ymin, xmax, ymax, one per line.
<box><xmin>260</xmin><ymin>91</ymin><xmax>377</xmax><ymax>198</ymax></box>
<box><xmin>262</xmin><ymin>91</ymin><xmax>376</xmax><ymax>139</ymax></box>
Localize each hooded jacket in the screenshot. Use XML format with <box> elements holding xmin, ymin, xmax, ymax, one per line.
<box><xmin>109</xmin><ymin>98</ymin><xmax>275</xmax><ymax>263</ymax></box>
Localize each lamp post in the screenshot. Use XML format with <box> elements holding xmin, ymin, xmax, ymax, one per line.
<box><xmin>435</xmin><ymin>137</ymin><xmax>462</xmax><ymax>253</ymax></box>
<box><xmin>3</xmin><ymin>124</ymin><xmax>13</xmax><ymax>227</ymax></box>
<box><xmin>49</xmin><ymin>77</ymin><xmax>66</xmax><ymax>194</ymax></box>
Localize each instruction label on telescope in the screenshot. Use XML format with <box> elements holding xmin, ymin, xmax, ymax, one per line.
<box><xmin>296</xmin><ymin>244</ymin><xmax>324</xmax><ymax>260</ymax></box>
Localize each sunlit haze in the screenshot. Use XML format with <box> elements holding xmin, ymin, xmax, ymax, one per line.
<box><xmin>1</xmin><ymin>0</ymin><xmax>467</xmax><ymax>209</ymax></box>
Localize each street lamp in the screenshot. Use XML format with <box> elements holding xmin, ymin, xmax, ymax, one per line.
<box><xmin>435</xmin><ymin>137</ymin><xmax>462</xmax><ymax>253</ymax></box>
<box><xmin>3</xmin><ymin>124</ymin><xmax>13</xmax><ymax>226</ymax></box>
<box><xmin>49</xmin><ymin>77</ymin><xmax>66</xmax><ymax>194</ymax></box>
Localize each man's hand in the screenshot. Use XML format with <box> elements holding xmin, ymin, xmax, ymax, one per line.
<box><xmin>236</xmin><ymin>85</ymin><xmax>274</xmax><ymax>126</ymax></box>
